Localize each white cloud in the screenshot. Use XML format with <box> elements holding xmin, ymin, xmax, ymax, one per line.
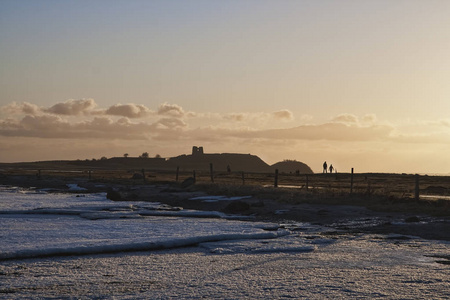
<box><xmin>272</xmin><ymin>109</ymin><xmax>294</xmax><ymax>121</ymax></box>
<box><xmin>157</xmin><ymin>103</ymin><xmax>185</xmax><ymax>117</ymax></box>
<box><xmin>105</xmin><ymin>103</ymin><xmax>153</xmax><ymax>118</ymax></box>
<box><xmin>44</xmin><ymin>99</ymin><xmax>97</xmax><ymax>116</ymax></box>
<box><xmin>1</xmin><ymin>102</ymin><xmax>43</xmax><ymax>116</ymax></box>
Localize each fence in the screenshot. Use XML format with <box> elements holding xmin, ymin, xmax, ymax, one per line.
<box><xmin>3</xmin><ymin>165</ymin><xmax>450</xmax><ymax>201</ymax></box>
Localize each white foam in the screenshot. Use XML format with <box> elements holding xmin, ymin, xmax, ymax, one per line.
<box><xmin>0</xmin><ymin>230</ymin><xmax>287</xmax><ymax>260</ymax></box>
<box><xmin>189</xmin><ymin>195</ymin><xmax>252</xmax><ymax>201</ymax></box>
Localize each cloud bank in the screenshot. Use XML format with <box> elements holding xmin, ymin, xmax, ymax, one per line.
<box><xmin>1</xmin><ymin>99</ymin><xmax>450</xmax><ymax>173</ymax></box>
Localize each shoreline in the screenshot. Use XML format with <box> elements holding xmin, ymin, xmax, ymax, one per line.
<box><xmin>1</xmin><ymin>174</ymin><xmax>449</xmax><ymax>241</ymax></box>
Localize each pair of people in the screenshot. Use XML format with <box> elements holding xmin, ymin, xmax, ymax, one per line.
<box><xmin>323</xmin><ymin>161</ymin><xmax>334</xmax><ymax>173</ymax></box>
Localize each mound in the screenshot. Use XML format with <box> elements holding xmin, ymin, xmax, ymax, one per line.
<box><xmin>270</xmin><ymin>160</ymin><xmax>314</xmax><ymax>174</ymax></box>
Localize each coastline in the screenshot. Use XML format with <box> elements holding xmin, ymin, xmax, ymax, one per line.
<box><xmin>1</xmin><ymin>174</ymin><xmax>449</xmax><ymax>241</ymax></box>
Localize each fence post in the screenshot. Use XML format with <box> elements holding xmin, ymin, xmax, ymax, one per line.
<box><xmin>37</xmin><ymin>169</ymin><xmax>41</xmax><ymax>179</ymax></box>
<box><xmin>350</xmin><ymin>168</ymin><xmax>354</xmax><ymax>194</ymax></box>
<box><xmin>193</xmin><ymin>170</ymin><xmax>196</xmax><ymax>184</ymax></box>
<box><xmin>274</xmin><ymin>169</ymin><xmax>279</xmax><ymax>188</ymax></box>
<box><xmin>242</xmin><ymin>172</ymin><xmax>245</xmax><ymax>185</ymax></box>
<box><xmin>415</xmin><ymin>174</ymin><xmax>420</xmax><ymax>201</ymax></box>
<box><xmin>176</xmin><ymin>166</ymin><xmax>179</xmax><ymax>182</ymax></box>
<box><xmin>141</xmin><ymin>169</ymin><xmax>146</xmax><ymax>183</ymax></box>
<box><xmin>210</xmin><ymin>163</ymin><xmax>214</xmax><ymax>183</ymax></box>
<box><xmin>88</xmin><ymin>170</ymin><xmax>91</xmax><ymax>180</ymax></box>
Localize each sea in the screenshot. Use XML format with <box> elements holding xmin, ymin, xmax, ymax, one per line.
<box><xmin>0</xmin><ymin>185</ymin><xmax>449</xmax><ymax>299</ymax></box>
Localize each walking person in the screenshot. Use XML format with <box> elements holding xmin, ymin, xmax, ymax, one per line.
<box><xmin>329</xmin><ymin>164</ymin><xmax>334</xmax><ymax>173</ymax></box>
<box><xmin>323</xmin><ymin>161</ymin><xmax>327</xmax><ymax>173</ymax></box>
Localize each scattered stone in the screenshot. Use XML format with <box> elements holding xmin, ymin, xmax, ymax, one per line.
<box><xmin>222</xmin><ymin>200</ymin><xmax>250</xmax><ymax>213</ymax></box>
<box><xmin>106</xmin><ymin>188</ymin><xmax>122</xmax><ymax>201</ymax></box>
<box><xmin>131</xmin><ymin>173</ymin><xmax>143</xmax><ymax>180</ymax></box>
<box><xmin>405</xmin><ymin>216</ymin><xmax>420</xmax><ymax>223</ymax></box>
<box><xmin>251</xmin><ymin>200</ymin><xmax>265</xmax><ymax>207</ymax></box>
<box><xmin>181</xmin><ymin>177</ymin><xmax>195</xmax><ymax>188</ymax></box>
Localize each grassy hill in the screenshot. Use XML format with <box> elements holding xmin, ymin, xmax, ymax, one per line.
<box><xmin>270</xmin><ymin>160</ymin><xmax>314</xmax><ymax>174</ymax></box>
<box><xmin>0</xmin><ymin>153</ymin><xmax>313</xmax><ymax>174</ymax></box>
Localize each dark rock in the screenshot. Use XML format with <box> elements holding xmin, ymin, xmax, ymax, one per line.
<box><xmin>251</xmin><ymin>200</ymin><xmax>265</xmax><ymax>207</ymax></box>
<box><xmin>106</xmin><ymin>188</ymin><xmax>122</xmax><ymax>201</ymax></box>
<box><xmin>131</xmin><ymin>173</ymin><xmax>143</xmax><ymax>180</ymax></box>
<box><xmin>405</xmin><ymin>216</ymin><xmax>420</xmax><ymax>223</ymax></box>
<box><xmin>222</xmin><ymin>201</ymin><xmax>250</xmax><ymax>213</ymax></box>
<box><xmin>181</xmin><ymin>177</ymin><xmax>195</xmax><ymax>188</ymax></box>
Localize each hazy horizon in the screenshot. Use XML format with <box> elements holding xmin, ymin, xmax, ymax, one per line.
<box><xmin>1</xmin><ymin>1</ymin><xmax>450</xmax><ymax>174</ymax></box>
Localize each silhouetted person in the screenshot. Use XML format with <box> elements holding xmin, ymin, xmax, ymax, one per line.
<box><xmin>329</xmin><ymin>164</ymin><xmax>334</xmax><ymax>173</ymax></box>
<box><xmin>323</xmin><ymin>161</ymin><xmax>327</xmax><ymax>173</ymax></box>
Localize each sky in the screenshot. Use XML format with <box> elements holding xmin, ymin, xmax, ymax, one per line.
<box><xmin>1</xmin><ymin>0</ymin><xmax>450</xmax><ymax>174</ymax></box>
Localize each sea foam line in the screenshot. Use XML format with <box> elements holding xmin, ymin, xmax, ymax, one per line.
<box><xmin>0</xmin><ymin>231</ymin><xmax>289</xmax><ymax>261</ymax></box>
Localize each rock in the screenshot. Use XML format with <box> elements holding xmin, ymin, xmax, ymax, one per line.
<box><xmin>251</xmin><ymin>200</ymin><xmax>265</xmax><ymax>207</ymax></box>
<box><xmin>106</xmin><ymin>188</ymin><xmax>122</xmax><ymax>201</ymax></box>
<box><xmin>405</xmin><ymin>216</ymin><xmax>420</xmax><ymax>223</ymax></box>
<box><xmin>131</xmin><ymin>173</ymin><xmax>143</xmax><ymax>180</ymax></box>
<box><xmin>181</xmin><ymin>177</ymin><xmax>195</xmax><ymax>188</ymax></box>
<box><xmin>222</xmin><ymin>201</ymin><xmax>250</xmax><ymax>214</ymax></box>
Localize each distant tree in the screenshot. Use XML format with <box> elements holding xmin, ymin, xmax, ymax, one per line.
<box><xmin>140</xmin><ymin>152</ymin><xmax>149</xmax><ymax>158</ymax></box>
<box><xmin>100</xmin><ymin>156</ymin><xmax>107</xmax><ymax>161</ymax></box>
<box><xmin>155</xmin><ymin>154</ymin><xmax>161</xmax><ymax>159</ymax></box>
<box><xmin>123</xmin><ymin>153</ymin><xmax>129</xmax><ymax>158</ymax></box>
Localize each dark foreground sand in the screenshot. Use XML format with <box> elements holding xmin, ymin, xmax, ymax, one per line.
<box><xmin>1</xmin><ymin>174</ymin><xmax>449</xmax><ymax>241</ymax></box>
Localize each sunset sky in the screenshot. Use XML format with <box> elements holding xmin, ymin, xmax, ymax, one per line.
<box><xmin>1</xmin><ymin>0</ymin><xmax>450</xmax><ymax>174</ymax></box>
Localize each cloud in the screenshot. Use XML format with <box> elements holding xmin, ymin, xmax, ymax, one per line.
<box><xmin>261</xmin><ymin>123</ymin><xmax>394</xmax><ymax>141</ymax></box>
<box><xmin>272</xmin><ymin>109</ymin><xmax>294</xmax><ymax>121</ymax></box>
<box><xmin>331</xmin><ymin>113</ymin><xmax>358</xmax><ymax>124</ymax></box>
<box><xmin>1</xmin><ymin>102</ymin><xmax>43</xmax><ymax>116</ymax></box>
<box><xmin>361</xmin><ymin>114</ymin><xmax>377</xmax><ymax>124</ymax></box>
<box><xmin>153</xmin><ymin>118</ymin><xmax>187</xmax><ymax>130</ymax></box>
<box><xmin>186</xmin><ymin>121</ymin><xmax>394</xmax><ymax>143</ymax></box>
<box><xmin>105</xmin><ymin>103</ymin><xmax>153</xmax><ymax>118</ymax></box>
<box><xmin>222</xmin><ymin>110</ymin><xmax>294</xmax><ymax>123</ymax></box>
<box><xmin>44</xmin><ymin>99</ymin><xmax>97</xmax><ymax>116</ymax></box>
<box><xmin>224</xmin><ymin>113</ymin><xmax>247</xmax><ymax>122</ymax></box>
<box><xmin>157</xmin><ymin>103</ymin><xmax>185</xmax><ymax>117</ymax></box>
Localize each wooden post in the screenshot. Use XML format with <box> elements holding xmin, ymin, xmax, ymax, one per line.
<box><xmin>193</xmin><ymin>170</ymin><xmax>196</xmax><ymax>184</ymax></box>
<box><xmin>415</xmin><ymin>174</ymin><xmax>420</xmax><ymax>201</ymax></box>
<box><xmin>37</xmin><ymin>169</ymin><xmax>41</xmax><ymax>179</ymax></box>
<box><xmin>350</xmin><ymin>168</ymin><xmax>354</xmax><ymax>194</ymax></box>
<box><xmin>242</xmin><ymin>171</ymin><xmax>245</xmax><ymax>185</ymax></box>
<box><xmin>210</xmin><ymin>163</ymin><xmax>214</xmax><ymax>183</ymax></box>
<box><xmin>274</xmin><ymin>169</ymin><xmax>279</xmax><ymax>188</ymax></box>
<box><xmin>88</xmin><ymin>170</ymin><xmax>91</xmax><ymax>180</ymax></box>
<box><xmin>141</xmin><ymin>169</ymin><xmax>146</xmax><ymax>183</ymax></box>
<box><xmin>306</xmin><ymin>174</ymin><xmax>309</xmax><ymax>190</ymax></box>
<box><xmin>176</xmin><ymin>166</ymin><xmax>179</xmax><ymax>182</ymax></box>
